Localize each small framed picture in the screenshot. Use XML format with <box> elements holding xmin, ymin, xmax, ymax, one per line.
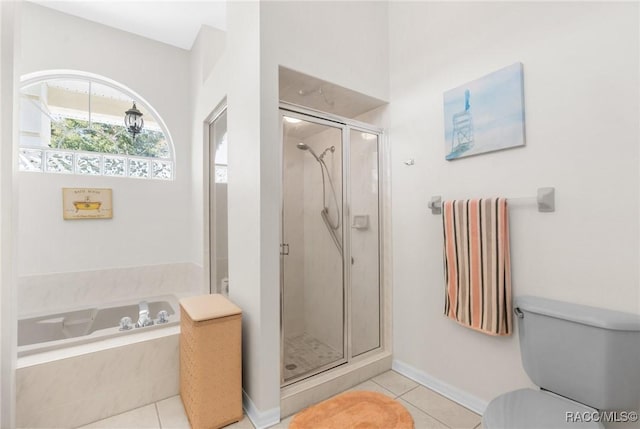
<box><xmin>62</xmin><ymin>188</ymin><xmax>113</xmax><ymax>220</ymax></box>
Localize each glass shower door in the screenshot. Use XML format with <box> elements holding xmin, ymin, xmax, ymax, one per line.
<box><xmin>281</xmin><ymin>113</ymin><xmax>345</xmax><ymax>384</ymax></box>
<box><xmin>349</xmin><ymin>130</ymin><xmax>381</xmax><ymax>356</ymax></box>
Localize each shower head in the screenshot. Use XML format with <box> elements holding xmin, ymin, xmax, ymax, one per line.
<box><xmin>297</xmin><ymin>142</ymin><xmax>321</xmax><ymax>162</ymax></box>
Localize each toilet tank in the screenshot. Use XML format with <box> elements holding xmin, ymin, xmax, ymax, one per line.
<box><xmin>516</xmin><ymin>296</ymin><xmax>640</xmax><ymax>411</ymax></box>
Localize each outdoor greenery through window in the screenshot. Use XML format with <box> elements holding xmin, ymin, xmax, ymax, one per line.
<box><xmin>19</xmin><ymin>75</ymin><xmax>174</xmax><ymax>180</ymax></box>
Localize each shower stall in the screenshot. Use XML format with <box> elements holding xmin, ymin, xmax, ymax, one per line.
<box><xmin>280</xmin><ymin>105</ymin><xmax>383</xmax><ymax>386</ymax></box>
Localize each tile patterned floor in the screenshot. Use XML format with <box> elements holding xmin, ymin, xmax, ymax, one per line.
<box><xmin>75</xmin><ymin>371</ymin><xmax>482</xmax><ymax>429</ymax></box>
<box><xmin>283</xmin><ymin>333</ymin><xmax>342</xmax><ymax>381</ymax></box>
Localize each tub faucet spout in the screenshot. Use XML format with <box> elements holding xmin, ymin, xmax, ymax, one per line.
<box><xmin>136</xmin><ymin>301</ymin><xmax>153</xmax><ymax>328</ymax></box>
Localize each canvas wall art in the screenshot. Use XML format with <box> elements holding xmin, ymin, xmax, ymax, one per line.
<box><xmin>63</xmin><ymin>188</ymin><xmax>113</xmax><ymax>220</ymax></box>
<box><xmin>443</xmin><ymin>62</ymin><xmax>526</xmax><ymax>160</ymax></box>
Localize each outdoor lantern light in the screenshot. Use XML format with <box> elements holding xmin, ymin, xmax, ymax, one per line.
<box><xmin>124</xmin><ymin>101</ymin><xmax>144</xmax><ymax>140</ymax></box>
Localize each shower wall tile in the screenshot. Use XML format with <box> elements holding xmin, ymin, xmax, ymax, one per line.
<box><xmin>302</xmin><ymin>130</ymin><xmax>344</xmax><ymax>353</ymax></box>
<box><xmin>16</xmin><ymin>334</ymin><xmax>179</xmax><ymax>428</ymax></box>
<box><xmin>283</xmin><ymin>136</ymin><xmax>306</xmax><ymax>339</ymax></box>
<box><xmin>18</xmin><ymin>262</ymin><xmax>203</xmax><ymax>316</ymax></box>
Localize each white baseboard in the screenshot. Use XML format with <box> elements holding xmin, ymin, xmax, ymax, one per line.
<box><xmin>392</xmin><ymin>359</ymin><xmax>488</xmax><ymax>415</ymax></box>
<box><xmin>242</xmin><ymin>390</ymin><xmax>280</xmax><ymax>429</ymax></box>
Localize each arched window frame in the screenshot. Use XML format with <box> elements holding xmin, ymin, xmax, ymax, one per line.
<box><xmin>18</xmin><ymin>70</ymin><xmax>176</xmax><ymax>180</ymax></box>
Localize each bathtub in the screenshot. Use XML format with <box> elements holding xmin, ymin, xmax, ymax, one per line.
<box><xmin>18</xmin><ymin>294</ymin><xmax>180</xmax><ymax>357</ymax></box>
<box><xmin>16</xmin><ymin>294</ymin><xmax>183</xmax><ymax>428</ymax></box>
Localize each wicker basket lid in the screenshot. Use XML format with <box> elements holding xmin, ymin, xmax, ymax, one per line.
<box><xmin>180</xmin><ymin>294</ymin><xmax>242</xmax><ymax>321</ymax></box>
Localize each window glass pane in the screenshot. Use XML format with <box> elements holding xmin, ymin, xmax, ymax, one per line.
<box><xmin>215</xmin><ymin>132</ymin><xmax>228</xmax><ymax>166</ymax></box>
<box><xmin>20</xmin><ymin>134</ymin><xmax>44</xmax><ymax>147</ymax></box>
<box><xmin>126</xmin><ymin>128</ymin><xmax>170</xmax><ymax>158</ymax></box>
<box><xmin>47</xmin><ymin>79</ymin><xmax>91</xmax><ymax>123</ymax></box>
<box><xmin>19</xmin><ymin>76</ymin><xmax>173</xmax><ymax>180</ymax></box>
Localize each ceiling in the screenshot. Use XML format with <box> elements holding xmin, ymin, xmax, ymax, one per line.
<box><xmin>279</xmin><ymin>67</ymin><xmax>386</xmax><ymax>139</ymax></box>
<box><xmin>31</xmin><ymin>1</ymin><xmax>227</xmax><ymax>50</ymax></box>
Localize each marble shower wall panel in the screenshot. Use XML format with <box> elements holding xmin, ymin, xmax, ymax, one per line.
<box><xmin>283</xmin><ymin>135</ymin><xmax>306</xmax><ymax>339</ymax></box>
<box><xmin>18</xmin><ymin>262</ymin><xmax>202</xmax><ymax>316</ymax></box>
<box><xmin>302</xmin><ymin>127</ymin><xmax>343</xmax><ymax>353</ymax></box>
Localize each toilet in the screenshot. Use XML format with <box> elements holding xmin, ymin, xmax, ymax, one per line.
<box><xmin>483</xmin><ymin>296</ymin><xmax>640</xmax><ymax>429</ymax></box>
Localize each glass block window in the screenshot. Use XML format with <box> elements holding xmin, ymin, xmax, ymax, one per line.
<box><xmin>128</xmin><ymin>158</ymin><xmax>150</xmax><ymax>179</ymax></box>
<box><xmin>18</xmin><ymin>73</ymin><xmax>174</xmax><ymax>181</ymax></box>
<box><xmin>45</xmin><ymin>151</ymin><xmax>73</xmax><ymax>173</ymax></box>
<box><xmin>18</xmin><ymin>148</ymin><xmax>43</xmax><ymax>172</ymax></box>
<box><xmin>76</xmin><ymin>153</ymin><xmax>101</xmax><ymax>175</ymax></box>
<box><xmin>104</xmin><ymin>156</ymin><xmax>127</xmax><ymax>177</ymax></box>
<box><xmin>215</xmin><ymin>165</ymin><xmax>228</xmax><ymax>183</ymax></box>
<box><xmin>153</xmin><ymin>160</ymin><xmax>173</xmax><ymax>180</ymax></box>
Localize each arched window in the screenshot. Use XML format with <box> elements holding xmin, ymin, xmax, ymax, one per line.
<box><xmin>18</xmin><ymin>71</ymin><xmax>175</xmax><ymax>180</ymax></box>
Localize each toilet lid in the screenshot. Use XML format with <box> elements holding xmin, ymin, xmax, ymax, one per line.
<box><xmin>483</xmin><ymin>389</ymin><xmax>605</xmax><ymax>429</ymax></box>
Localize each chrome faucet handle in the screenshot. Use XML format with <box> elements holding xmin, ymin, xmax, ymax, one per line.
<box><xmin>135</xmin><ymin>300</ymin><xmax>154</xmax><ymax>327</ymax></box>
<box><xmin>138</xmin><ymin>300</ymin><xmax>149</xmax><ymax>316</ymax></box>
<box><xmin>119</xmin><ymin>316</ymin><xmax>133</xmax><ymax>331</ymax></box>
<box><xmin>156</xmin><ymin>310</ymin><xmax>169</xmax><ymax>324</ymax></box>
<box><xmin>135</xmin><ymin>313</ymin><xmax>154</xmax><ymax>328</ymax></box>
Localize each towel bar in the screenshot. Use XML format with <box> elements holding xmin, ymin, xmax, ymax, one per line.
<box><xmin>427</xmin><ymin>187</ymin><xmax>555</xmax><ymax>215</ymax></box>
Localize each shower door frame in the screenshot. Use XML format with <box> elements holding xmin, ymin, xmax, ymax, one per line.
<box><xmin>205</xmin><ymin>103</ymin><xmax>228</xmax><ymax>295</ymax></box>
<box><xmin>279</xmin><ymin>102</ymin><xmax>385</xmax><ymax>387</ymax></box>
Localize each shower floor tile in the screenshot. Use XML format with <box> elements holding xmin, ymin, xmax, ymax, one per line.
<box><xmin>284</xmin><ymin>333</ymin><xmax>342</xmax><ymax>381</ymax></box>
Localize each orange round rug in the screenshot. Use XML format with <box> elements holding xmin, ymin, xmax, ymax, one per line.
<box><xmin>289</xmin><ymin>390</ymin><xmax>414</xmax><ymax>429</ymax></box>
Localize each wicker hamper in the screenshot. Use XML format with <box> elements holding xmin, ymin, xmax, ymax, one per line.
<box><xmin>180</xmin><ymin>294</ymin><xmax>242</xmax><ymax>429</ymax></box>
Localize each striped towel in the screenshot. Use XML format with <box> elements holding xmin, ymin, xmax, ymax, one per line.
<box><xmin>442</xmin><ymin>198</ymin><xmax>512</xmax><ymax>336</ymax></box>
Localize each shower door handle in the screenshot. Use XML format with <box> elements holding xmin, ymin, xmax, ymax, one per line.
<box><xmin>280</xmin><ymin>243</ymin><xmax>290</xmax><ymax>256</ymax></box>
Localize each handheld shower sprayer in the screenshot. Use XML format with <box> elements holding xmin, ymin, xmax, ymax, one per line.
<box><xmin>296</xmin><ymin>142</ymin><xmax>335</xmax><ymax>160</ymax></box>
<box><xmin>296</xmin><ymin>142</ymin><xmax>320</xmax><ymax>162</ymax></box>
<box><xmin>295</xmin><ymin>141</ymin><xmax>342</xmax><ymax>253</ymax></box>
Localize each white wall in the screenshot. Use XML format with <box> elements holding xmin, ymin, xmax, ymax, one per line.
<box><xmin>262</xmin><ymin>1</ymin><xmax>389</xmax><ymax>102</ymax></box>
<box><xmin>0</xmin><ymin>2</ymin><xmax>18</xmax><ymax>426</ymax></box>
<box><xmin>389</xmin><ymin>1</ymin><xmax>639</xmax><ymax>406</ymax></box>
<box><xmin>188</xmin><ymin>23</ymin><xmax>226</xmax><ymax>294</ymax></box>
<box><xmin>190</xmin><ymin>2</ymin><xmax>281</xmax><ymax>420</ymax></box>
<box><xmin>17</xmin><ymin>3</ymin><xmax>196</xmax><ymax>305</ymax></box>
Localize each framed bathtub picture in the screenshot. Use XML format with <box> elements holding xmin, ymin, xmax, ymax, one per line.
<box><xmin>443</xmin><ymin>62</ymin><xmax>526</xmax><ymax>160</ymax></box>
<box><xmin>62</xmin><ymin>188</ymin><xmax>113</xmax><ymax>220</ymax></box>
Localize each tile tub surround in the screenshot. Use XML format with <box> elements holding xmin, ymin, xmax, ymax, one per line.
<box><xmin>18</xmin><ymin>262</ymin><xmax>203</xmax><ymax>316</ymax></box>
<box><xmin>17</xmin><ymin>332</ymin><xmax>179</xmax><ymax>428</ymax></box>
